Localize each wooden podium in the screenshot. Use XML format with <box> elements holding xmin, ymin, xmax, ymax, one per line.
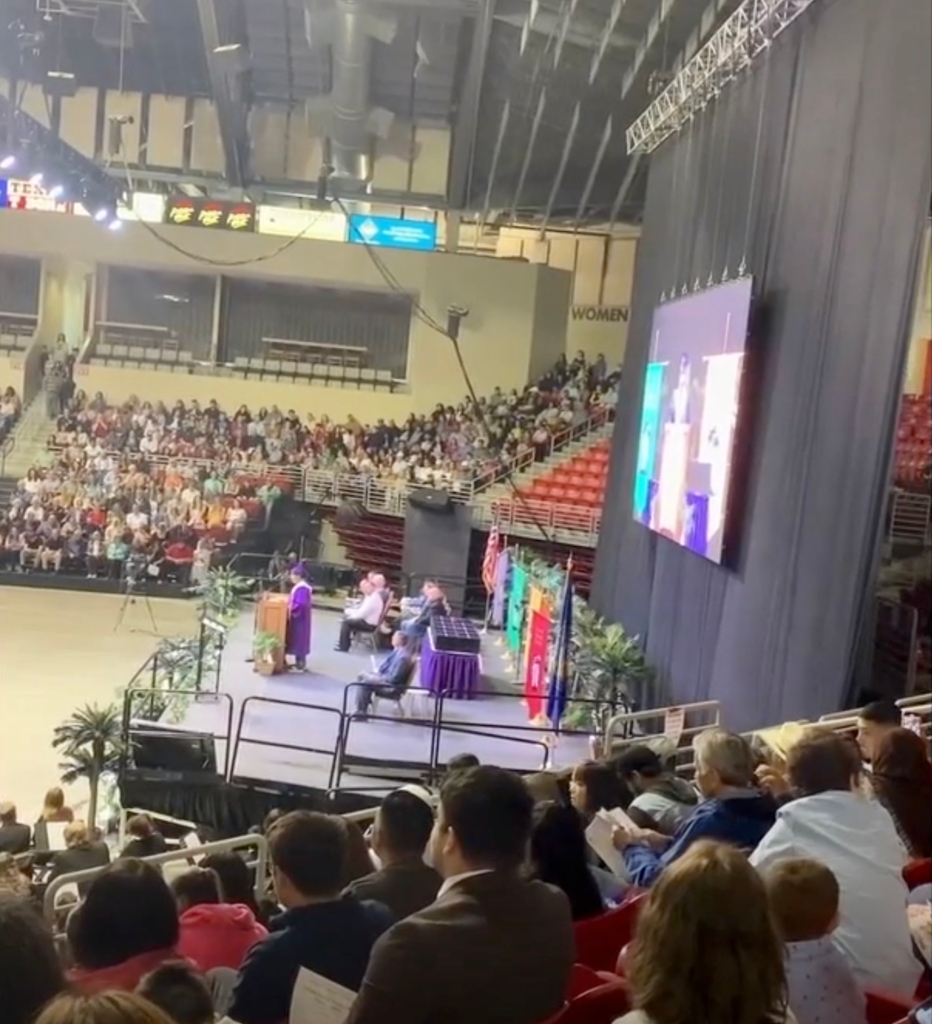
<box><xmin>255</xmin><ymin>592</ymin><xmax>289</xmax><ymax>674</ymax></box>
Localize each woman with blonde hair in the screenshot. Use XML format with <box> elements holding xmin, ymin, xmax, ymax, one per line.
<box><xmin>35</xmin><ymin>991</ymin><xmax>176</xmax><ymax>1024</ymax></box>
<box><xmin>41</xmin><ymin>787</ymin><xmax>75</xmax><ymax>824</ymax></box>
<box><xmin>616</xmin><ymin>840</ymin><xmax>792</xmax><ymax>1024</ymax></box>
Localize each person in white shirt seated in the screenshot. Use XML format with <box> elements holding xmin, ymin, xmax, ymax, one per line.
<box><xmin>335</xmin><ymin>578</ymin><xmax>385</xmax><ymax>652</ymax></box>
<box><xmin>614</xmin><ymin>840</ymin><xmax>795</xmax><ymax>1024</ymax></box>
<box><xmin>750</xmin><ymin>727</ymin><xmax>921</xmax><ymax>996</ymax></box>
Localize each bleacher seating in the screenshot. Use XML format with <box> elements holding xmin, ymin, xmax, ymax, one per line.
<box><xmin>522</xmin><ymin>439</ymin><xmax>611</xmax><ymax>510</ymax></box>
<box><xmin>895</xmin><ymin>395</ymin><xmax>932</xmax><ymax>488</ymax></box>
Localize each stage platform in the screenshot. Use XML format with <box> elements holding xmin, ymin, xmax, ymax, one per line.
<box><xmin>167</xmin><ymin>608</ymin><xmax>591</xmax><ymax>800</ymax></box>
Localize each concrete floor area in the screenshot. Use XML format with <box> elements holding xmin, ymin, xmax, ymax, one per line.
<box><xmin>0</xmin><ymin>586</ymin><xmax>198</xmax><ymax>821</ymax></box>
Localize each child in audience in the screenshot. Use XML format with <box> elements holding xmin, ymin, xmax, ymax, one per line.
<box><xmin>137</xmin><ymin>962</ymin><xmax>215</xmax><ymax>1024</ymax></box>
<box><xmin>764</xmin><ymin>858</ymin><xmax>867</xmax><ymax>1024</ymax></box>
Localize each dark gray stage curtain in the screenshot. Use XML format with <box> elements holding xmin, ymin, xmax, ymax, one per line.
<box><xmin>591</xmin><ymin>0</ymin><xmax>932</xmax><ymax>730</ymax></box>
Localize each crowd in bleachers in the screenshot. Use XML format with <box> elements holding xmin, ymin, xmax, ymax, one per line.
<box><xmin>1</xmin><ymin>386</ymin><xmax>21</xmax><ymax>444</ymax></box>
<box><xmin>1</xmin><ymin>703</ymin><xmax>930</xmax><ymax>1024</ymax></box>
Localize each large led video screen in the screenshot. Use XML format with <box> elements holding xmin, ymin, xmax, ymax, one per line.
<box><xmin>632</xmin><ymin>277</ymin><xmax>754</xmax><ymax>564</ymax></box>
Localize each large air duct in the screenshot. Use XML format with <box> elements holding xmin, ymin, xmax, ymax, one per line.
<box><xmin>330</xmin><ymin>0</ymin><xmax>372</xmax><ymax>185</ymax></box>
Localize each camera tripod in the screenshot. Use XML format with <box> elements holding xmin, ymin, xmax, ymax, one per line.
<box><xmin>113</xmin><ymin>574</ymin><xmax>160</xmax><ymax>634</ymax></box>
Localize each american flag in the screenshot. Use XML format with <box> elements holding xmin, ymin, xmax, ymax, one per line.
<box><xmin>482</xmin><ymin>522</ymin><xmax>500</xmax><ymax>594</ymax></box>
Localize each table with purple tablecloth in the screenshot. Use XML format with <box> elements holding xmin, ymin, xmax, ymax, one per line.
<box><xmin>421</xmin><ymin>626</ymin><xmax>481</xmax><ymax>700</ymax></box>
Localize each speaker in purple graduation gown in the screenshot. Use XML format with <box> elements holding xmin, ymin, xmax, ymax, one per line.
<box><xmin>285</xmin><ymin>564</ymin><xmax>312</xmax><ymax>668</ymax></box>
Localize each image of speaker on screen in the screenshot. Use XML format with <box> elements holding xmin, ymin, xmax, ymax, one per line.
<box><xmin>632</xmin><ymin>278</ymin><xmax>754</xmax><ymax>565</ymax></box>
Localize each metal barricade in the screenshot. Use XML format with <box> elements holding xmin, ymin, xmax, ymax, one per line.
<box><xmin>603</xmin><ymin>700</ymin><xmax>723</xmax><ymax>777</ymax></box>
<box><xmin>42</xmin><ymin>834</ymin><xmax>268</xmax><ymax>926</ymax></box>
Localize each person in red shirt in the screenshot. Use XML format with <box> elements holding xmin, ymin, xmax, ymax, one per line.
<box><xmin>171</xmin><ymin>867</ymin><xmax>267</xmax><ymax>973</ymax></box>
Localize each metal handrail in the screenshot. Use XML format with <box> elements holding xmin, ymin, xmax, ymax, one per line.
<box><xmin>42</xmin><ymin>834</ymin><xmax>268</xmax><ymax>924</ymax></box>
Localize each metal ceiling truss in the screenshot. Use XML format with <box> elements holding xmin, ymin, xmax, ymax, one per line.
<box><xmin>626</xmin><ymin>0</ymin><xmax>820</xmax><ymax>154</ymax></box>
<box><xmin>35</xmin><ymin>0</ymin><xmax>147</xmax><ymax>21</ymax></box>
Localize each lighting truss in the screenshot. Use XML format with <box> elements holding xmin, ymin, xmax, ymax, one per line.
<box><xmin>626</xmin><ymin>0</ymin><xmax>820</xmax><ymax>155</ymax></box>
<box><xmin>35</xmin><ymin>0</ymin><xmax>148</xmax><ymax>22</ymax></box>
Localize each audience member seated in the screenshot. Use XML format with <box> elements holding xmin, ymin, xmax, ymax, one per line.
<box><xmin>199</xmin><ymin>852</ymin><xmax>273</xmax><ymax>928</ymax></box>
<box><xmin>137</xmin><ymin>962</ymin><xmax>216</xmax><ymax>1024</ymax></box>
<box><xmin>352</xmin><ymin>631</ymin><xmax>416</xmax><ymax>718</ymax></box>
<box><xmin>171</xmin><ymin>868</ymin><xmax>267</xmax><ymax>973</ymax></box>
<box><xmin>528</xmin><ymin>801</ymin><xmax>606</xmax><ymax>921</ymax></box>
<box><xmin>47</xmin><ymin>821</ymin><xmax>111</xmax><ymax>895</ymax></box>
<box><xmin>120</xmin><ymin>814</ymin><xmax>169</xmax><ymax>860</ymax></box>
<box><xmin>855</xmin><ymin>699</ymin><xmax>903</xmax><ymax>763</ymax></box>
<box><xmin>750</xmin><ymin>727</ymin><xmax>921</xmax><ymax>994</ymax></box>
<box><xmin>335</xmin><ymin>578</ymin><xmax>386</xmax><ymax>652</ymax></box>
<box><xmin>763</xmin><ymin>858</ymin><xmax>867</xmax><ymax>1024</ymax></box>
<box><xmin>867</xmin><ymin>726</ymin><xmax>932</xmax><ymax>858</ymax></box>
<box><xmin>68</xmin><ymin>859</ymin><xmax>182</xmax><ymax>993</ymax></box>
<box><xmin>611</xmin><ymin>746</ymin><xmax>699</xmax><ymax>835</ymax></box>
<box><xmin>345</xmin><ymin>766</ymin><xmax>574</xmax><ymax>1024</ymax></box>
<box><xmin>39</xmin><ymin>787</ymin><xmax>75</xmax><ymax>825</ymax></box>
<box><xmin>0</xmin><ymin>898</ymin><xmax>67</xmax><ymax>1024</ymax></box>
<box><xmin>613</xmin><ymin>729</ymin><xmax>777</xmax><ymax>888</ymax></box>
<box><xmin>570</xmin><ymin>759</ymin><xmax>632</xmax><ymax>900</ymax></box>
<box><xmin>344</xmin><ymin>789</ymin><xmax>441</xmax><ymax>919</ymax></box>
<box><xmin>340</xmin><ymin>818</ymin><xmax>379</xmax><ymax>888</ymax></box>
<box><xmin>35</xmin><ymin>991</ymin><xmax>177</xmax><ymax>1024</ymax></box>
<box><xmin>0</xmin><ymin>386</ymin><xmax>20</xmax><ymax>442</ymax></box>
<box><xmin>0</xmin><ymin>851</ymin><xmax>33</xmax><ymax>900</ymax></box>
<box><xmin>228</xmin><ymin>811</ymin><xmax>394</xmax><ymax>1024</ymax></box>
<box><xmin>614</xmin><ymin>840</ymin><xmax>792</xmax><ymax>1024</ymax></box>
<box><xmin>0</xmin><ymin>800</ymin><xmax>31</xmax><ymax>854</ymax></box>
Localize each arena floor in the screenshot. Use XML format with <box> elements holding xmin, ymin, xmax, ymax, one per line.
<box><xmin>0</xmin><ymin>586</ymin><xmax>198</xmax><ymax>821</ymax></box>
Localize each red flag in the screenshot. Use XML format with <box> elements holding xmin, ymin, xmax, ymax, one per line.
<box><xmin>482</xmin><ymin>523</ymin><xmax>500</xmax><ymax>594</ymax></box>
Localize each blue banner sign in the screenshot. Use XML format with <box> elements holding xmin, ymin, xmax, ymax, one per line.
<box><xmin>347</xmin><ymin>214</ymin><xmax>437</xmax><ymax>251</ymax></box>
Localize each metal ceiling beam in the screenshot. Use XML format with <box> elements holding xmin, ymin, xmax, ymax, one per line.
<box><xmin>538</xmin><ymin>101</ymin><xmax>579</xmax><ymax>236</ymax></box>
<box><xmin>447</xmin><ymin>0</ymin><xmax>496</xmax><ymax>210</ymax></box>
<box><xmin>572</xmin><ymin>114</ymin><xmax>612</xmax><ymax>228</ymax></box>
<box><xmin>195</xmin><ymin>0</ymin><xmax>250</xmax><ymax>188</ymax></box>
<box><xmin>508</xmin><ymin>88</ymin><xmax>545</xmax><ymax>220</ymax></box>
<box><xmin>495</xmin><ymin>6</ymin><xmax>635</xmax><ymax>52</ymax></box>
<box><xmin>607</xmin><ymin>151</ymin><xmax>642</xmax><ymax>229</ymax></box>
<box><xmin>474</xmin><ymin>99</ymin><xmax>509</xmax><ymax>249</ymax></box>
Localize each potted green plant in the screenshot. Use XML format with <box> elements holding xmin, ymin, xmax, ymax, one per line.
<box><xmin>52</xmin><ymin>703</ymin><xmax>126</xmax><ymax>830</ymax></box>
<box><xmin>189</xmin><ymin>567</ymin><xmax>254</xmax><ymax>626</ymax></box>
<box><xmin>253</xmin><ymin>630</ymin><xmax>283</xmax><ymax>676</ymax></box>
<box><xmin>564</xmin><ymin>616</ymin><xmax>653</xmax><ymax>749</ymax></box>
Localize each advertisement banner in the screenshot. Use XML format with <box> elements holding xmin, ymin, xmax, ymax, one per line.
<box><xmin>523</xmin><ymin>587</ymin><xmax>552</xmax><ymax>722</ymax></box>
<box><xmin>506</xmin><ymin>563</ymin><xmax>527</xmax><ymax>654</ymax></box>
<box><xmin>347</xmin><ymin>213</ymin><xmax>437</xmax><ymax>251</ymax></box>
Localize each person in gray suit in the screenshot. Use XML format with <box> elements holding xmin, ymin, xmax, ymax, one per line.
<box><xmin>346</xmin><ymin>766</ymin><xmax>574</xmax><ymax>1024</ymax></box>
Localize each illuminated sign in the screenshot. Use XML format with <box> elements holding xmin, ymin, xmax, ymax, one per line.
<box><xmin>347</xmin><ymin>214</ymin><xmax>437</xmax><ymax>251</ymax></box>
<box><xmin>164</xmin><ymin>197</ymin><xmax>256</xmax><ymax>232</ymax></box>
<box><xmin>1</xmin><ymin>178</ymin><xmax>71</xmax><ymax>213</ymax></box>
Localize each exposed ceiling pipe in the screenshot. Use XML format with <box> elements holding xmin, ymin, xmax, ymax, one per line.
<box><xmin>330</xmin><ymin>0</ymin><xmax>372</xmax><ymax>186</ymax></box>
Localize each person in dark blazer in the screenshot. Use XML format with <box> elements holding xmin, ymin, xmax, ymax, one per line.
<box><xmin>48</xmin><ymin>821</ymin><xmax>111</xmax><ymax>896</ymax></box>
<box><xmin>399</xmin><ymin>583</ymin><xmax>449</xmax><ymax>640</ymax></box>
<box><xmin>345</xmin><ymin>766</ymin><xmax>574</xmax><ymax>1024</ymax></box>
<box><xmin>344</xmin><ymin>789</ymin><xmax>440</xmax><ymax>920</ymax></box>
<box><xmin>0</xmin><ymin>802</ymin><xmax>31</xmax><ymax>855</ymax></box>
<box><xmin>119</xmin><ymin>815</ymin><xmax>168</xmax><ymax>860</ymax></box>
<box><xmin>352</xmin><ymin>632</ymin><xmax>416</xmax><ymax>717</ymax></box>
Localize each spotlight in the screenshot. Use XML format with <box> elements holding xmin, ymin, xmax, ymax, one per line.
<box><xmin>49</xmin><ymin>185</ymin><xmax>64</xmax><ymax>199</ymax></box>
<box><xmin>108</xmin><ymin>218</ymin><xmax>122</xmax><ymax>231</ymax></box>
<box><xmin>0</xmin><ymin>155</ymin><xmax>15</xmax><ymax>170</ymax></box>
<box><xmin>94</xmin><ymin>207</ymin><xmax>109</xmax><ymax>222</ymax></box>
<box><xmin>28</xmin><ymin>172</ymin><xmax>43</xmax><ymax>185</ymax></box>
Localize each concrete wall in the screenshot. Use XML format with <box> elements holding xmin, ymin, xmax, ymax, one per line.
<box><xmin>0</xmin><ymin>210</ymin><xmax>571</xmax><ymax>414</ymax></box>
<box><xmin>496</xmin><ymin>229</ymin><xmax>638</xmax><ymax>366</ymax></box>
<box><xmin>529</xmin><ymin>266</ymin><xmax>573</xmax><ymax>382</ymax></box>
<box><xmin>0</xmin><ymin>355</ymin><xmax>23</xmax><ymax>396</ymax></box>
<box><xmin>905</xmin><ymin>224</ymin><xmax>931</xmax><ymax>395</ymax></box>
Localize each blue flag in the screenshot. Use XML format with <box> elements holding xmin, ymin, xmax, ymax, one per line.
<box><xmin>546</xmin><ymin>565</ymin><xmax>573</xmax><ymax>729</ymax></box>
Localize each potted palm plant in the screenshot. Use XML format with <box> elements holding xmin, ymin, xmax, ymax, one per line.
<box><xmin>564</xmin><ymin>615</ymin><xmax>653</xmax><ymax>752</ymax></box>
<box><xmin>52</xmin><ymin>703</ymin><xmax>126</xmax><ymax>830</ymax></box>
<box><xmin>189</xmin><ymin>567</ymin><xmax>254</xmax><ymax>626</ymax></box>
<box><xmin>253</xmin><ymin>630</ymin><xmax>283</xmax><ymax>676</ymax></box>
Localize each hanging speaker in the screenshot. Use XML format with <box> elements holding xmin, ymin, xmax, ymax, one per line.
<box><xmin>408</xmin><ymin>488</ymin><xmax>453</xmax><ymax>513</ymax></box>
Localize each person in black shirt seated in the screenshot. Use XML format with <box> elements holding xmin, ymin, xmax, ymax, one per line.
<box><xmin>0</xmin><ymin>802</ymin><xmax>31</xmax><ymax>855</ymax></box>
<box><xmin>48</xmin><ymin>821</ymin><xmax>110</xmax><ymax>895</ymax></box>
<box><xmin>228</xmin><ymin>811</ymin><xmax>394</xmax><ymax>1024</ymax></box>
<box><xmin>120</xmin><ymin>814</ymin><xmax>169</xmax><ymax>860</ymax></box>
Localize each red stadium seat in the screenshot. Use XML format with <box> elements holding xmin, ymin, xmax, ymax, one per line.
<box><xmin>865</xmin><ymin>987</ymin><xmax>919</xmax><ymax>1024</ymax></box>
<box><xmin>904</xmin><ymin>859</ymin><xmax>932</xmax><ymax>890</ymax></box>
<box><xmin>573</xmin><ymin>895</ymin><xmax>648</xmax><ymax>973</ymax></box>
<box><xmin>559</xmin><ymin>980</ymin><xmax>632</xmax><ymax>1024</ymax></box>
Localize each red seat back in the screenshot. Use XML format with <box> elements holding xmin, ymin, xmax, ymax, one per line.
<box><xmin>865</xmin><ymin>986</ymin><xmax>919</xmax><ymax>1024</ymax></box>
<box><xmin>573</xmin><ymin>895</ymin><xmax>647</xmax><ymax>972</ymax></box>
<box><xmin>566</xmin><ymin>963</ymin><xmax>607</xmax><ymax>1000</ymax></box>
<box><xmin>904</xmin><ymin>858</ymin><xmax>932</xmax><ymax>890</ymax></box>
